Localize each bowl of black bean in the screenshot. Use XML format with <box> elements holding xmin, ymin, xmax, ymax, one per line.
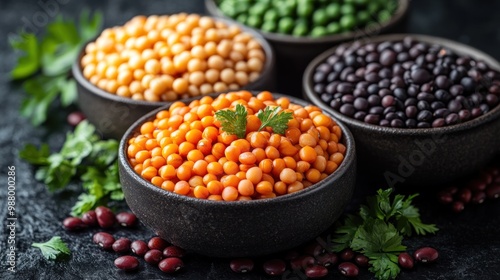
<box><xmin>303</xmin><ymin>34</ymin><xmax>500</xmax><ymax>188</ymax></box>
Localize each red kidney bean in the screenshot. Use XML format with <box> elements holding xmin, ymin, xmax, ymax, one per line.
<box><xmin>354</xmin><ymin>254</ymin><xmax>369</xmax><ymax>267</ymax></box>
<box><xmin>305</xmin><ymin>264</ymin><xmax>328</xmax><ymax>278</ymax></box>
<box><xmin>81</xmin><ymin>210</ymin><xmax>98</xmax><ymax>226</ymax></box>
<box><xmin>93</xmin><ymin>232</ymin><xmax>115</xmax><ymax>250</ymax></box>
<box><xmin>437</xmin><ymin>192</ymin><xmax>453</xmax><ymax>204</ymax></box>
<box><xmin>158</xmin><ymin>257</ymin><xmax>184</xmax><ymax>273</ymax></box>
<box><xmin>315</xmin><ymin>253</ymin><xmax>338</xmax><ymax>267</ymax></box>
<box><xmin>114</xmin><ymin>256</ymin><xmax>139</xmax><ymax>271</ymax></box>
<box><xmin>414</xmin><ymin>247</ymin><xmax>439</xmax><ymax>263</ymax></box>
<box><xmin>148</xmin><ymin>237</ymin><xmax>169</xmax><ymax>251</ymax></box>
<box><xmin>63</xmin><ymin>217</ymin><xmax>86</xmax><ymax>231</ymax></box>
<box><xmin>67</xmin><ymin>111</ymin><xmax>86</xmax><ymax>126</ymax></box>
<box><xmin>115</xmin><ymin>212</ymin><xmax>137</xmax><ymax>227</ymax></box>
<box><xmin>458</xmin><ymin>188</ymin><xmax>472</xmax><ymax>203</ymax></box>
<box><xmin>480</xmin><ymin>172</ymin><xmax>493</xmax><ymax>185</ymax></box>
<box><xmin>467</xmin><ymin>180</ymin><xmax>487</xmax><ymax>192</ymax></box>
<box><xmin>131</xmin><ymin>240</ymin><xmax>149</xmax><ymax>256</ymax></box>
<box><xmin>486</xmin><ymin>185</ymin><xmax>500</xmax><ymax>199</ymax></box>
<box><xmin>303</xmin><ymin>242</ymin><xmax>325</xmax><ymax>257</ymax></box>
<box><xmin>163</xmin><ymin>245</ymin><xmax>186</xmax><ymax>258</ymax></box>
<box><xmin>229</xmin><ymin>258</ymin><xmax>254</xmax><ymax>273</ymax></box>
<box><xmin>290</xmin><ymin>255</ymin><xmax>315</xmax><ymax>270</ymax></box>
<box><xmin>95</xmin><ymin>206</ymin><xmax>116</xmax><ymax>228</ymax></box>
<box><xmin>263</xmin><ymin>259</ymin><xmax>286</xmax><ymax>276</ymax></box>
<box><xmin>452</xmin><ymin>201</ymin><xmax>465</xmax><ymax>213</ymax></box>
<box><xmin>144</xmin><ymin>249</ymin><xmax>163</xmax><ymax>265</ymax></box>
<box><xmin>112</xmin><ymin>238</ymin><xmax>132</xmax><ymax>254</ymax></box>
<box><xmin>340</xmin><ymin>248</ymin><xmax>355</xmax><ymax>261</ymax></box>
<box><xmin>444</xmin><ymin>186</ymin><xmax>458</xmax><ymax>195</ymax></box>
<box><xmin>398</xmin><ymin>252</ymin><xmax>414</xmax><ymax>269</ymax></box>
<box><xmin>471</xmin><ymin>191</ymin><xmax>486</xmax><ymax>204</ymax></box>
<box><xmin>338</xmin><ymin>262</ymin><xmax>359</xmax><ymax>277</ymax></box>
<box><xmin>284</xmin><ymin>250</ymin><xmax>300</xmax><ymax>261</ymax></box>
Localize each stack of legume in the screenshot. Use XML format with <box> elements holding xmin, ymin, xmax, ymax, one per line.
<box><xmin>311</xmin><ymin>37</ymin><xmax>500</xmax><ymax>128</ymax></box>
<box><xmin>126</xmin><ymin>90</ymin><xmax>346</xmax><ymax>200</ymax></box>
<box><xmin>216</xmin><ymin>0</ymin><xmax>398</xmax><ymax>37</ymax></box>
<box><xmin>81</xmin><ymin>13</ymin><xmax>266</xmax><ymax>101</ymax></box>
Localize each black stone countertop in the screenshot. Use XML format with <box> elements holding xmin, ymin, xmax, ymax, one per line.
<box><xmin>1</xmin><ymin>0</ymin><xmax>500</xmax><ymax>279</ymax></box>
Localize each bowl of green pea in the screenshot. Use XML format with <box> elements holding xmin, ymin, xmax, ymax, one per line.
<box><xmin>205</xmin><ymin>0</ymin><xmax>409</xmax><ymax>96</ymax></box>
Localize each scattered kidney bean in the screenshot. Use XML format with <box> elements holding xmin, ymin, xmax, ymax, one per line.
<box><xmin>398</xmin><ymin>252</ymin><xmax>414</xmax><ymax>269</ymax></box>
<box><xmin>158</xmin><ymin>257</ymin><xmax>184</xmax><ymax>273</ymax></box>
<box><xmin>284</xmin><ymin>250</ymin><xmax>300</xmax><ymax>261</ymax></box>
<box><xmin>338</xmin><ymin>262</ymin><xmax>359</xmax><ymax>277</ymax></box>
<box><xmin>115</xmin><ymin>212</ymin><xmax>137</xmax><ymax>227</ymax></box>
<box><xmin>486</xmin><ymin>184</ymin><xmax>500</xmax><ymax>199</ymax></box>
<box><xmin>452</xmin><ymin>201</ymin><xmax>465</xmax><ymax>213</ymax></box>
<box><xmin>263</xmin><ymin>259</ymin><xmax>286</xmax><ymax>276</ymax></box>
<box><xmin>63</xmin><ymin>217</ymin><xmax>86</xmax><ymax>231</ymax></box>
<box><xmin>95</xmin><ymin>206</ymin><xmax>116</xmax><ymax>228</ymax></box>
<box><xmin>144</xmin><ymin>249</ymin><xmax>163</xmax><ymax>265</ymax></box>
<box><xmin>354</xmin><ymin>254</ymin><xmax>369</xmax><ymax>267</ymax></box>
<box><xmin>112</xmin><ymin>238</ymin><xmax>132</xmax><ymax>254</ymax></box>
<box><xmin>458</xmin><ymin>188</ymin><xmax>472</xmax><ymax>203</ymax></box>
<box><xmin>340</xmin><ymin>248</ymin><xmax>355</xmax><ymax>261</ymax></box>
<box><xmin>414</xmin><ymin>247</ymin><xmax>439</xmax><ymax>263</ymax></box>
<box><xmin>290</xmin><ymin>255</ymin><xmax>315</xmax><ymax>270</ymax></box>
<box><xmin>305</xmin><ymin>265</ymin><xmax>328</xmax><ymax>278</ymax></box>
<box><xmin>229</xmin><ymin>258</ymin><xmax>254</xmax><ymax>273</ymax></box>
<box><xmin>114</xmin><ymin>256</ymin><xmax>139</xmax><ymax>271</ymax></box>
<box><xmin>81</xmin><ymin>210</ymin><xmax>98</xmax><ymax>226</ymax></box>
<box><xmin>303</xmin><ymin>242</ymin><xmax>325</xmax><ymax>257</ymax></box>
<box><xmin>93</xmin><ymin>232</ymin><xmax>115</xmax><ymax>250</ymax></box>
<box><xmin>163</xmin><ymin>245</ymin><xmax>186</xmax><ymax>258</ymax></box>
<box><xmin>315</xmin><ymin>253</ymin><xmax>338</xmax><ymax>267</ymax></box>
<box><xmin>131</xmin><ymin>240</ymin><xmax>149</xmax><ymax>256</ymax></box>
<box><xmin>67</xmin><ymin>111</ymin><xmax>86</xmax><ymax>126</ymax></box>
<box><xmin>471</xmin><ymin>191</ymin><xmax>486</xmax><ymax>204</ymax></box>
<box><xmin>437</xmin><ymin>192</ymin><xmax>453</xmax><ymax>204</ymax></box>
<box><xmin>148</xmin><ymin>237</ymin><xmax>169</xmax><ymax>251</ymax></box>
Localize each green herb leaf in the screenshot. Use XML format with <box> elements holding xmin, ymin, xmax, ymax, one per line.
<box><xmin>32</xmin><ymin>236</ymin><xmax>70</xmax><ymax>260</ymax></box>
<box><xmin>79</xmin><ymin>9</ymin><xmax>103</xmax><ymax>42</ymax></box>
<box><xmin>367</xmin><ymin>253</ymin><xmax>401</xmax><ymax>280</ymax></box>
<box><xmin>19</xmin><ymin>143</ymin><xmax>50</xmax><ymax>165</ymax></box>
<box><xmin>256</xmin><ymin>106</ymin><xmax>293</xmax><ymax>134</ymax></box>
<box><xmin>9</xmin><ymin>33</ymin><xmax>40</xmax><ymax>79</ymax></box>
<box><xmin>215</xmin><ymin>104</ymin><xmax>248</xmax><ymax>139</ymax></box>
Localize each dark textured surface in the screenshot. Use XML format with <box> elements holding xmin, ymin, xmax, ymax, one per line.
<box><xmin>0</xmin><ymin>1</ymin><xmax>500</xmax><ymax>280</ymax></box>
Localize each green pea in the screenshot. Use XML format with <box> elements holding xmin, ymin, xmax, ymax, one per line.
<box><xmin>312</xmin><ymin>9</ymin><xmax>329</xmax><ymax>26</ymax></box>
<box><xmin>278</xmin><ymin>0</ymin><xmax>297</xmax><ymax>17</ymax></box>
<box><xmin>249</xmin><ymin>2</ymin><xmax>268</xmax><ymax>17</ymax></box>
<box><xmin>263</xmin><ymin>9</ymin><xmax>279</xmax><ymax>23</ymax></box>
<box><xmin>297</xmin><ymin>2</ymin><xmax>314</xmax><ymax>18</ymax></box>
<box><xmin>219</xmin><ymin>2</ymin><xmax>238</xmax><ymax>18</ymax></box>
<box><xmin>292</xmin><ymin>18</ymin><xmax>309</xmax><ymax>36</ymax></box>
<box><xmin>261</xmin><ymin>21</ymin><xmax>277</xmax><ymax>33</ymax></box>
<box><xmin>234</xmin><ymin>1</ymin><xmax>250</xmax><ymax>14</ymax></box>
<box><xmin>278</xmin><ymin>17</ymin><xmax>294</xmax><ymax>34</ymax></box>
<box><xmin>368</xmin><ymin>2</ymin><xmax>380</xmax><ymax>14</ymax></box>
<box><xmin>340</xmin><ymin>14</ymin><xmax>357</xmax><ymax>30</ymax></box>
<box><xmin>325</xmin><ymin>3</ymin><xmax>341</xmax><ymax>19</ymax></box>
<box><xmin>378</xmin><ymin>10</ymin><xmax>392</xmax><ymax>23</ymax></box>
<box><xmin>236</xmin><ymin>13</ymin><xmax>248</xmax><ymax>25</ymax></box>
<box><xmin>340</xmin><ymin>3</ymin><xmax>355</xmax><ymax>15</ymax></box>
<box><xmin>357</xmin><ymin>10</ymin><xmax>371</xmax><ymax>24</ymax></box>
<box><xmin>355</xmin><ymin>0</ymin><xmax>368</xmax><ymax>5</ymax></box>
<box><xmin>311</xmin><ymin>26</ymin><xmax>328</xmax><ymax>38</ymax></box>
<box><xmin>326</xmin><ymin>22</ymin><xmax>341</xmax><ymax>34</ymax></box>
<box><xmin>247</xmin><ymin>14</ymin><xmax>263</xmax><ymax>28</ymax></box>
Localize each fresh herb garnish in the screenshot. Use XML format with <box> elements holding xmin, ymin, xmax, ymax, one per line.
<box><xmin>256</xmin><ymin>106</ymin><xmax>293</xmax><ymax>134</ymax></box>
<box><xmin>19</xmin><ymin>120</ymin><xmax>123</xmax><ymax>216</ymax></box>
<box><xmin>10</xmin><ymin>10</ymin><xmax>102</xmax><ymax>126</ymax></box>
<box><xmin>215</xmin><ymin>104</ymin><xmax>248</xmax><ymax>139</ymax></box>
<box><xmin>332</xmin><ymin>188</ymin><xmax>438</xmax><ymax>280</ymax></box>
<box><xmin>32</xmin><ymin>236</ymin><xmax>71</xmax><ymax>260</ymax></box>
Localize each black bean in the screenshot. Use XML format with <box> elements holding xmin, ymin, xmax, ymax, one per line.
<box><xmin>338</xmin><ymin>262</ymin><xmax>359</xmax><ymax>277</ymax></box>
<box><xmin>433</xmin><ymin>108</ymin><xmax>450</xmax><ymax>118</ymax></box>
<box><xmin>417</xmin><ymin>122</ymin><xmax>431</xmax><ymax>128</ymax></box>
<box><xmin>406</xmin><ymin>119</ymin><xmax>417</xmax><ymax>128</ymax></box>
<box><xmin>341</xmin><ymin>94</ymin><xmax>355</xmax><ymax>104</ymax></box>
<box><xmin>337</xmin><ymin>82</ymin><xmax>354</xmax><ymax>94</ymax></box>
<box><xmin>144</xmin><ymin>249</ymin><xmax>164</xmax><ymax>265</ymax></box>
<box><xmin>330</xmin><ymin>99</ymin><xmax>342</xmax><ymax>110</ymax></box>
<box><xmin>367</xmin><ymin>95</ymin><xmax>381</xmax><ymax>106</ymax></box>
<box><xmin>448</xmin><ymin>100</ymin><xmax>463</xmax><ymax>113</ymax></box>
<box><xmin>158</xmin><ymin>257</ymin><xmax>184</xmax><ymax>273</ymax></box>
<box><xmin>364</xmin><ymin>114</ymin><xmax>380</xmax><ymax>124</ymax></box>
<box><xmin>339</xmin><ymin>104</ymin><xmax>355</xmax><ymax>117</ymax></box>
<box><xmin>471</xmin><ymin>107</ymin><xmax>483</xmax><ymax>118</ymax></box>
<box><xmin>131</xmin><ymin>240</ymin><xmax>149</xmax><ymax>256</ymax></box>
<box><xmin>411</xmin><ymin>68</ymin><xmax>432</xmax><ymax>84</ymax></box>
<box><xmin>95</xmin><ymin>206</ymin><xmax>116</xmax><ymax>229</ymax></box>
<box><xmin>431</xmin><ymin>101</ymin><xmax>446</xmax><ymax>110</ymax></box>
<box><xmin>461</xmin><ymin>76</ymin><xmax>476</xmax><ymax>92</ymax></box>
<box><xmin>480</xmin><ymin>103</ymin><xmax>490</xmax><ymax>113</ymax></box>
<box><xmin>417</xmin><ymin>92</ymin><xmax>435</xmax><ymax>102</ymax></box>
<box><xmin>353</xmin><ymin>88</ymin><xmax>367</xmax><ymax>97</ymax></box>
<box><xmin>435</xmin><ymin>75</ymin><xmax>451</xmax><ymax>89</ymax></box>
<box><xmin>369</xmin><ymin>106</ymin><xmax>384</xmax><ymax>115</ymax></box>
<box><xmin>327</xmin><ymin>72</ymin><xmax>339</xmax><ymax>82</ymax></box>
<box><xmin>391</xmin><ymin>119</ymin><xmax>404</xmax><ymax>128</ymax></box>
<box><xmin>417</xmin><ymin>100</ymin><xmax>431</xmax><ymax>111</ymax></box>
<box><xmin>378</xmin><ymin>88</ymin><xmax>392</xmax><ymax>97</ymax></box>
<box><xmin>379</xmin><ymin>119</ymin><xmax>390</xmax><ymax>127</ymax></box>
<box><xmin>393</xmin><ymin>88</ymin><xmax>407</xmax><ymax>100</ymax></box>
<box><xmin>230</xmin><ymin>258</ymin><xmax>254</xmax><ymax>273</ymax></box>
<box><xmin>313</xmin><ymin>72</ymin><xmax>326</xmax><ymax>83</ymax></box>
<box><xmin>263</xmin><ymin>259</ymin><xmax>286</xmax><ymax>276</ymax></box>
<box><xmin>414</xmin><ymin>247</ymin><xmax>439</xmax><ymax>263</ymax></box>
<box><xmin>435</xmin><ymin>89</ymin><xmax>451</xmax><ymax>102</ymax></box>
<box><xmin>112</xmin><ymin>238</ymin><xmax>132</xmax><ymax>254</ymax></box>
<box><xmin>445</xmin><ymin>113</ymin><xmax>459</xmax><ymax>125</ymax></box>
<box><xmin>114</xmin><ymin>256</ymin><xmax>139</xmax><ymax>271</ymax></box>
<box><xmin>320</xmin><ymin>93</ymin><xmax>333</xmax><ymax>103</ymax></box>
<box><xmin>486</xmin><ymin>94</ymin><xmax>499</xmax><ymax>106</ymax></box>
<box><xmin>381</xmin><ymin>95</ymin><xmax>395</xmax><ymax>107</ymax></box>
<box><xmin>305</xmin><ymin>265</ymin><xmax>328</xmax><ymax>278</ymax></box>
<box><xmin>63</xmin><ymin>217</ymin><xmax>87</xmax><ymax>231</ymax></box>
<box><xmin>93</xmin><ymin>232</ymin><xmax>115</xmax><ymax>250</ymax></box>
<box><xmin>432</xmin><ymin>118</ymin><xmax>445</xmax><ymax>128</ymax></box>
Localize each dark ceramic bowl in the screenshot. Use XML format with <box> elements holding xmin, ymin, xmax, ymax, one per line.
<box><xmin>205</xmin><ymin>0</ymin><xmax>409</xmax><ymax>96</ymax></box>
<box><xmin>118</xmin><ymin>93</ymin><xmax>356</xmax><ymax>258</ymax></box>
<box><xmin>72</xmin><ymin>16</ymin><xmax>276</xmax><ymax>140</ymax></box>
<box><xmin>303</xmin><ymin>34</ymin><xmax>500</xmax><ymax>188</ymax></box>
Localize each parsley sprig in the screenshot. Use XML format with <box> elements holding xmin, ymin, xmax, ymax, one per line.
<box><xmin>19</xmin><ymin>120</ymin><xmax>123</xmax><ymax>216</ymax></box>
<box><xmin>10</xmin><ymin>10</ymin><xmax>102</xmax><ymax>126</ymax></box>
<box><xmin>32</xmin><ymin>236</ymin><xmax>71</xmax><ymax>260</ymax></box>
<box><xmin>332</xmin><ymin>188</ymin><xmax>438</xmax><ymax>280</ymax></box>
<box><xmin>215</xmin><ymin>104</ymin><xmax>293</xmax><ymax>138</ymax></box>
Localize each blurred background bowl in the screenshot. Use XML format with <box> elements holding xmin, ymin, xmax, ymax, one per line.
<box><xmin>205</xmin><ymin>0</ymin><xmax>409</xmax><ymax>97</ymax></box>
<box><xmin>118</xmin><ymin>92</ymin><xmax>356</xmax><ymax>257</ymax></box>
<box><xmin>72</xmin><ymin>16</ymin><xmax>276</xmax><ymax>139</ymax></box>
<box><xmin>303</xmin><ymin>34</ymin><xmax>500</xmax><ymax>188</ymax></box>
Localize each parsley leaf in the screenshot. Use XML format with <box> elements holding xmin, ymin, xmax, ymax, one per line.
<box><xmin>256</xmin><ymin>106</ymin><xmax>293</xmax><ymax>134</ymax></box>
<box><xmin>215</xmin><ymin>104</ymin><xmax>248</xmax><ymax>139</ymax></box>
<box><xmin>9</xmin><ymin>33</ymin><xmax>40</xmax><ymax>79</ymax></box>
<box><xmin>32</xmin><ymin>236</ymin><xmax>70</xmax><ymax>260</ymax></box>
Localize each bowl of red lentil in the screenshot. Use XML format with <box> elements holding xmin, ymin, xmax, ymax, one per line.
<box><xmin>72</xmin><ymin>13</ymin><xmax>276</xmax><ymax>139</ymax></box>
<box><xmin>303</xmin><ymin>34</ymin><xmax>500</xmax><ymax>188</ymax></box>
<box><xmin>118</xmin><ymin>90</ymin><xmax>356</xmax><ymax>257</ymax></box>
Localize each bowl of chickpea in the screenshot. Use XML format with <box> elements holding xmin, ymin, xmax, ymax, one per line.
<box><xmin>118</xmin><ymin>90</ymin><xmax>356</xmax><ymax>257</ymax></box>
<box><xmin>72</xmin><ymin>13</ymin><xmax>276</xmax><ymax>139</ymax></box>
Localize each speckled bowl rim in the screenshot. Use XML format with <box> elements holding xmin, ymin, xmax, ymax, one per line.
<box><xmin>118</xmin><ymin>92</ymin><xmax>356</xmax><ymax>207</ymax></box>
<box><xmin>71</xmin><ymin>16</ymin><xmax>276</xmax><ymax>107</ymax></box>
<box><xmin>205</xmin><ymin>0</ymin><xmax>409</xmax><ymax>44</ymax></box>
<box><xmin>303</xmin><ymin>33</ymin><xmax>500</xmax><ymax>136</ymax></box>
